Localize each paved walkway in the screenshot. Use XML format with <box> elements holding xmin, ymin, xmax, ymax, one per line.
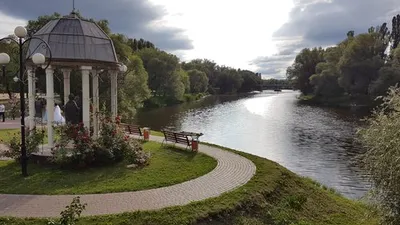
<box><xmin>0</xmin><ymin>132</ymin><xmax>256</xmax><ymax>218</ymax></box>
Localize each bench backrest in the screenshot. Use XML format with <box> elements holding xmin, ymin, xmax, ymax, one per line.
<box><xmin>162</xmin><ymin>130</ymin><xmax>190</xmax><ymax>146</ymax></box>
<box><xmin>163</xmin><ymin>130</ymin><xmax>176</xmax><ymax>142</ymax></box>
<box><xmin>174</xmin><ymin>132</ymin><xmax>190</xmax><ymax>146</ymax></box>
<box><xmin>122</xmin><ymin>124</ymin><xmax>142</xmax><ymax>136</ymax></box>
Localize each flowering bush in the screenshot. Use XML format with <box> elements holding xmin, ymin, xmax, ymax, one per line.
<box><xmin>52</xmin><ymin>115</ymin><xmax>149</xmax><ymax>168</ymax></box>
<box><xmin>53</xmin><ymin>123</ymin><xmax>95</xmax><ymax>167</ymax></box>
<box><xmin>124</xmin><ymin>138</ymin><xmax>150</xmax><ymax>166</ymax></box>
<box><xmin>1</xmin><ymin>128</ymin><xmax>45</xmax><ymax>160</ymax></box>
<box><xmin>96</xmin><ymin>115</ymin><xmax>150</xmax><ymax>166</ymax></box>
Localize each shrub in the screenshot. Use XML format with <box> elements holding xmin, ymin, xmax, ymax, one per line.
<box><xmin>53</xmin><ymin>123</ymin><xmax>95</xmax><ymax>168</ymax></box>
<box><xmin>47</xmin><ymin>196</ymin><xmax>86</xmax><ymax>225</ymax></box>
<box><xmin>124</xmin><ymin>138</ymin><xmax>150</xmax><ymax>166</ymax></box>
<box><xmin>358</xmin><ymin>86</ymin><xmax>400</xmax><ymax>224</ymax></box>
<box><xmin>51</xmin><ymin>115</ymin><xmax>150</xmax><ymax>169</ymax></box>
<box><xmin>0</xmin><ymin>128</ymin><xmax>45</xmax><ymax>160</ymax></box>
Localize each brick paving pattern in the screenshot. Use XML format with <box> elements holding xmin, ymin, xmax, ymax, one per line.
<box><xmin>0</xmin><ymin>131</ymin><xmax>256</xmax><ymax>218</ymax></box>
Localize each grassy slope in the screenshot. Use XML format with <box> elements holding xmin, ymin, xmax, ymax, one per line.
<box><xmin>0</xmin><ymin>141</ymin><xmax>217</xmax><ymax>194</ymax></box>
<box><xmin>0</xmin><ymin>142</ymin><xmax>377</xmax><ymax>225</ymax></box>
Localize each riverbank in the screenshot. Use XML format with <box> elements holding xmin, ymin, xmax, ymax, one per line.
<box><xmin>298</xmin><ymin>94</ymin><xmax>379</xmax><ymax>109</ymax></box>
<box><xmin>0</xmin><ymin>141</ymin><xmax>377</xmax><ymax>224</ymax></box>
<box><xmin>142</xmin><ymin>91</ymin><xmax>262</xmax><ymax>109</ymax></box>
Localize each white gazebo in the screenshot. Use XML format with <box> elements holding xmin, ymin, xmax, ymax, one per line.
<box><xmin>26</xmin><ymin>12</ymin><xmax>127</xmax><ymax>148</ymax></box>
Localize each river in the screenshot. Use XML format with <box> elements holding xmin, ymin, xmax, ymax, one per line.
<box><xmin>134</xmin><ymin>90</ymin><xmax>371</xmax><ymax>199</ymax></box>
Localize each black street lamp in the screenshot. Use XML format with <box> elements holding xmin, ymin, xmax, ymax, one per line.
<box><xmin>0</xmin><ymin>26</ymin><xmax>52</xmax><ymax>177</ymax></box>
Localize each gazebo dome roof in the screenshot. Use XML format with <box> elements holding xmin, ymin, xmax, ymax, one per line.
<box><xmin>28</xmin><ymin>12</ymin><xmax>119</xmax><ymax>66</ymax></box>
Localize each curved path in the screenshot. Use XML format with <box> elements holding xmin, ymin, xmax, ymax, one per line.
<box><xmin>0</xmin><ymin>134</ymin><xmax>256</xmax><ymax>218</ymax></box>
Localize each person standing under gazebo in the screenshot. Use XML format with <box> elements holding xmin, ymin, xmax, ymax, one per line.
<box><xmin>64</xmin><ymin>94</ymin><xmax>80</xmax><ymax>124</ymax></box>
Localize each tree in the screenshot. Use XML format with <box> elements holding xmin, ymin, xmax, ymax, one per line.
<box><xmin>369</xmin><ymin>46</ymin><xmax>400</xmax><ymax>96</ymax></box>
<box><xmin>111</xmin><ymin>34</ymin><xmax>132</xmax><ymax>62</ymax></box>
<box><xmin>215</xmin><ymin>67</ymin><xmax>243</xmax><ymax>94</ymax></box>
<box><xmin>182</xmin><ymin>59</ymin><xmax>218</xmax><ymax>89</ymax></box>
<box><xmin>188</xmin><ymin>69</ymin><xmax>208</xmax><ymax>93</ymax></box>
<box><xmin>26</xmin><ymin>13</ymin><xmax>61</xmax><ymax>36</ymax></box>
<box><xmin>392</xmin><ymin>14</ymin><xmax>400</xmax><ymax>51</ymax></box>
<box><xmin>286</xmin><ymin>47</ymin><xmax>325</xmax><ymax>95</ymax></box>
<box><xmin>118</xmin><ymin>55</ymin><xmax>151</xmax><ymax>118</ymax></box>
<box><xmin>0</xmin><ymin>39</ymin><xmax>19</xmax><ymax>98</ymax></box>
<box><xmin>309</xmin><ymin>46</ymin><xmax>344</xmax><ymax>97</ymax></box>
<box><xmin>137</xmin><ymin>48</ymin><xmax>184</xmax><ymax>102</ymax></box>
<box><xmin>238</xmin><ymin>70</ymin><xmax>262</xmax><ymax>93</ymax></box>
<box><xmin>358</xmin><ymin>86</ymin><xmax>400</xmax><ymax>224</ymax></box>
<box><xmin>338</xmin><ymin>32</ymin><xmax>386</xmax><ymax>95</ymax></box>
<box><xmin>178</xmin><ymin>69</ymin><xmax>190</xmax><ymax>93</ymax></box>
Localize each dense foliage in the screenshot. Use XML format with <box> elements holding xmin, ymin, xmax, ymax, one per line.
<box><xmin>288</xmin><ymin>14</ymin><xmax>400</xmax><ymax>103</ymax></box>
<box><xmin>358</xmin><ymin>86</ymin><xmax>400</xmax><ymax>225</ymax></box>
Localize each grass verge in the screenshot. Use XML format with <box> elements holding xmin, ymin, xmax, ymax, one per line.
<box><xmin>0</xmin><ymin>142</ymin><xmax>377</xmax><ymax>225</ymax></box>
<box><xmin>0</xmin><ymin>141</ymin><xmax>217</xmax><ymax>194</ymax></box>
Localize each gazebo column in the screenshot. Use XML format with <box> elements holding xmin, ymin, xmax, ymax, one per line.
<box><xmin>27</xmin><ymin>67</ymin><xmax>35</xmax><ymax>129</ymax></box>
<box><xmin>45</xmin><ymin>66</ymin><xmax>55</xmax><ymax>148</ymax></box>
<box><xmin>91</xmin><ymin>70</ymin><xmax>99</xmax><ymax>138</ymax></box>
<box><xmin>110</xmin><ymin>71</ymin><xmax>118</xmax><ymax>118</ymax></box>
<box><xmin>62</xmin><ymin>69</ymin><xmax>71</xmax><ymax>105</ymax></box>
<box><xmin>81</xmin><ymin>66</ymin><xmax>92</xmax><ymax>131</ymax></box>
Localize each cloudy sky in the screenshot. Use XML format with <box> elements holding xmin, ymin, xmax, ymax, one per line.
<box><xmin>0</xmin><ymin>0</ymin><xmax>399</xmax><ymax>79</ymax></box>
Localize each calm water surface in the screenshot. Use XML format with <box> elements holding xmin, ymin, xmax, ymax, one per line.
<box><xmin>135</xmin><ymin>90</ymin><xmax>371</xmax><ymax>199</ymax></box>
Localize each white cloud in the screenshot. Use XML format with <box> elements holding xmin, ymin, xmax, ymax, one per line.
<box><xmin>0</xmin><ymin>11</ymin><xmax>26</xmax><ymax>37</ymax></box>
<box><xmin>148</xmin><ymin>0</ymin><xmax>294</xmax><ymax>71</ymax></box>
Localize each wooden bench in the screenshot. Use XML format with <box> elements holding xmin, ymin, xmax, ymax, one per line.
<box><xmin>161</xmin><ymin>130</ymin><xmax>192</xmax><ymax>150</ymax></box>
<box><xmin>121</xmin><ymin>123</ymin><xmax>143</xmax><ymax>139</ymax></box>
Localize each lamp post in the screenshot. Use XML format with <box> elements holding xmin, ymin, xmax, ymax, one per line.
<box><xmin>0</xmin><ymin>26</ymin><xmax>51</xmax><ymax>177</ymax></box>
<box><xmin>0</xmin><ymin>53</ymin><xmax>10</xmax><ymax>87</ymax></box>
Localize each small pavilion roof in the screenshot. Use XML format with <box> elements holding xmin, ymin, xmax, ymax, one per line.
<box><xmin>27</xmin><ymin>12</ymin><xmax>119</xmax><ymax>68</ymax></box>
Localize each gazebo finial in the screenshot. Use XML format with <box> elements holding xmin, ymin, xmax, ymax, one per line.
<box><xmin>72</xmin><ymin>0</ymin><xmax>76</xmax><ymax>13</ymax></box>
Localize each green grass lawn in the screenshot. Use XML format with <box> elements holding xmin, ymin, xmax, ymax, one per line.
<box><xmin>0</xmin><ymin>142</ymin><xmax>378</xmax><ymax>225</ymax></box>
<box><xmin>0</xmin><ymin>129</ymin><xmax>20</xmax><ymax>143</ymax></box>
<box><xmin>0</xmin><ymin>128</ymin><xmax>51</xmax><ymax>144</ymax></box>
<box><xmin>0</xmin><ymin>141</ymin><xmax>217</xmax><ymax>195</ymax></box>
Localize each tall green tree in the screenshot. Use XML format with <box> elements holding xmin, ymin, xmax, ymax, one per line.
<box><xmin>286</xmin><ymin>47</ymin><xmax>325</xmax><ymax>95</ymax></box>
<box><xmin>338</xmin><ymin>32</ymin><xmax>386</xmax><ymax>95</ymax></box>
<box><xmin>182</xmin><ymin>59</ymin><xmax>218</xmax><ymax>88</ymax></box>
<box><xmin>391</xmin><ymin>14</ymin><xmax>400</xmax><ymax>51</ymax></box>
<box><xmin>369</xmin><ymin>46</ymin><xmax>400</xmax><ymax>96</ymax></box>
<box><xmin>118</xmin><ymin>55</ymin><xmax>151</xmax><ymax>118</ymax></box>
<box><xmin>177</xmin><ymin>68</ymin><xmax>190</xmax><ymax>93</ymax></box>
<box><xmin>137</xmin><ymin>48</ymin><xmax>184</xmax><ymax>102</ymax></box>
<box><xmin>187</xmin><ymin>69</ymin><xmax>208</xmax><ymax>93</ymax></box>
<box><xmin>309</xmin><ymin>45</ymin><xmax>346</xmax><ymax>97</ymax></box>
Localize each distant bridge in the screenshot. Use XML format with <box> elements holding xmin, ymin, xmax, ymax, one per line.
<box><xmin>261</xmin><ymin>84</ymin><xmax>293</xmax><ymax>90</ymax></box>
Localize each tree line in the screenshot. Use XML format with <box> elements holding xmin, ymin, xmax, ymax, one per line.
<box><xmin>287</xmin><ymin>14</ymin><xmax>400</xmax><ymax>104</ymax></box>
<box><xmin>0</xmin><ymin>12</ymin><xmax>263</xmax><ymax>119</ymax></box>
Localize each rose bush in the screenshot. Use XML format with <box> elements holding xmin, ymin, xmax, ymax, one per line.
<box><xmin>52</xmin><ymin>115</ymin><xmax>149</xmax><ymax>168</ymax></box>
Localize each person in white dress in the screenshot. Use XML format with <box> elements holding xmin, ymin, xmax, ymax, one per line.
<box><xmin>53</xmin><ymin>103</ymin><xmax>65</xmax><ymax>125</ymax></box>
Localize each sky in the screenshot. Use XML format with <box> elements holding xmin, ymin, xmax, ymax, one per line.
<box><xmin>0</xmin><ymin>0</ymin><xmax>399</xmax><ymax>79</ymax></box>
